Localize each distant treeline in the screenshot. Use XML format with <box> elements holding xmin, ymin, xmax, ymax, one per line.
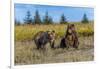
<box><xmin>15</xmin><ymin>10</ymin><xmax>90</xmax><ymax>25</ymax></box>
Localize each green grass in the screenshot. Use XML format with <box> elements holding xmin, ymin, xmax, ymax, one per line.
<box><xmin>15</xmin><ymin>23</ymin><xmax>94</xmax><ymax>41</ymax></box>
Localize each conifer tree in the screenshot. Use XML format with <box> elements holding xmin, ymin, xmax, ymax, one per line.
<box><xmin>34</xmin><ymin>10</ymin><xmax>41</xmax><ymax>24</ymax></box>
<box><xmin>81</xmin><ymin>13</ymin><xmax>89</xmax><ymax>23</ymax></box>
<box><xmin>43</xmin><ymin>11</ymin><xmax>53</xmax><ymax>24</ymax></box>
<box><xmin>60</xmin><ymin>14</ymin><xmax>68</xmax><ymax>24</ymax></box>
<box><xmin>15</xmin><ymin>19</ymin><xmax>21</xmax><ymax>25</ymax></box>
<box><xmin>24</xmin><ymin>11</ymin><xmax>32</xmax><ymax>24</ymax></box>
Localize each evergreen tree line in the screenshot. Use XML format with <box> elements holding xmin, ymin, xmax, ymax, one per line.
<box><xmin>15</xmin><ymin>10</ymin><xmax>89</xmax><ymax>25</ymax></box>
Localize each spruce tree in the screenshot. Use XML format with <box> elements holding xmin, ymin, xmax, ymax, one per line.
<box><xmin>34</xmin><ymin>10</ymin><xmax>41</xmax><ymax>24</ymax></box>
<box><xmin>15</xmin><ymin>19</ymin><xmax>21</xmax><ymax>25</ymax></box>
<box><xmin>43</xmin><ymin>11</ymin><xmax>53</xmax><ymax>24</ymax></box>
<box><xmin>24</xmin><ymin>11</ymin><xmax>32</xmax><ymax>24</ymax></box>
<box><xmin>81</xmin><ymin>13</ymin><xmax>89</xmax><ymax>23</ymax></box>
<box><xmin>48</xmin><ymin>17</ymin><xmax>53</xmax><ymax>24</ymax></box>
<box><xmin>60</xmin><ymin>14</ymin><xmax>68</xmax><ymax>24</ymax></box>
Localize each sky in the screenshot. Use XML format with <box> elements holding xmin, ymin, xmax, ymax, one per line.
<box><xmin>14</xmin><ymin>3</ymin><xmax>94</xmax><ymax>23</ymax></box>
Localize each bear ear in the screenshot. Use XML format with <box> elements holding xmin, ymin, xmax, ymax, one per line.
<box><xmin>52</xmin><ymin>30</ymin><xmax>55</xmax><ymax>33</ymax></box>
<box><xmin>67</xmin><ymin>24</ymin><xmax>71</xmax><ymax>28</ymax></box>
<box><xmin>67</xmin><ymin>24</ymin><xmax>70</xmax><ymax>27</ymax></box>
<box><xmin>47</xmin><ymin>30</ymin><xmax>51</xmax><ymax>34</ymax></box>
<box><xmin>71</xmin><ymin>24</ymin><xmax>75</xmax><ymax>27</ymax></box>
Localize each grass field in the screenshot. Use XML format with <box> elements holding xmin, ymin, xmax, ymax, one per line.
<box><xmin>15</xmin><ymin>23</ymin><xmax>94</xmax><ymax>41</ymax></box>
<box><xmin>15</xmin><ymin>23</ymin><xmax>94</xmax><ymax>65</ymax></box>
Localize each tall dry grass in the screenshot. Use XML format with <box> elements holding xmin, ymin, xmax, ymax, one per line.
<box><xmin>15</xmin><ymin>23</ymin><xmax>94</xmax><ymax>65</ymax></box>
<box><xmin>15</xmin><ymin>23</ymin><xmax>94</xmax><ymax>41</ymax></box>
<box><xmin>15</xmin><ymin>36</ymin><xmax>94</xmax><ymax>65</ymax></box>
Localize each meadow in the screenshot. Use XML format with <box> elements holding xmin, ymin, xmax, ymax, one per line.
<box><xmin>15</xmin><ymin>23</ymin><xmax>94</xmax><ymax>41</ymax></box>
<box><xmin>15</xmin><ymin>23</ymin><xmax>94</xmax><ymax>65</ymax></box>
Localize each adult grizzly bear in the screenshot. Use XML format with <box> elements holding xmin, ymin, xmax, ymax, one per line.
<box><xmin>34</xmin><ymin>30</ymin><xmax>56</xmax><ymax>49</ymax></box>
<box><xmin>60</xmin><ymin>24</ymin><xmax>79</xmax><ymax>49</ymax></box>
